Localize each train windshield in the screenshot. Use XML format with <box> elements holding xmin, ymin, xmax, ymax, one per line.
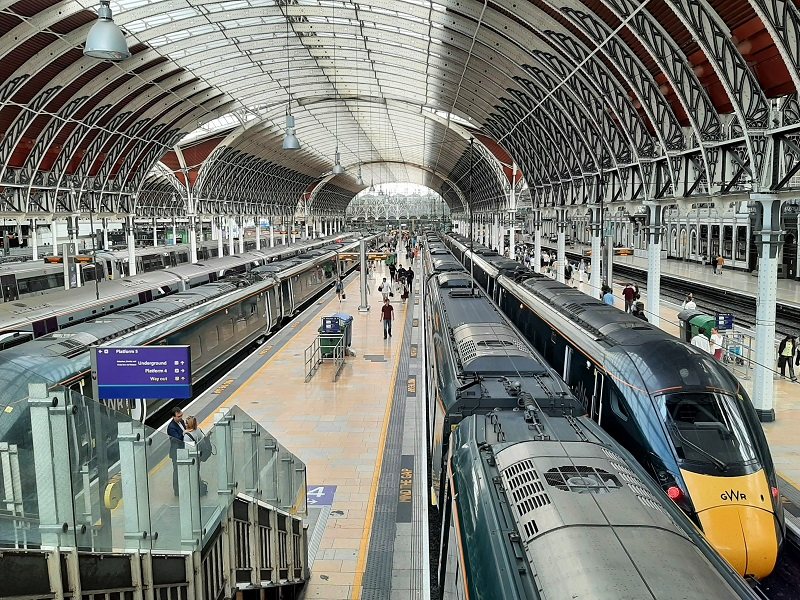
<box><xmin>658</xmin><ymin>392</ymin><xmax>759</xmax><ymax>471</ymax></box>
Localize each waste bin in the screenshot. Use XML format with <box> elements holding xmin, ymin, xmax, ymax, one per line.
<box><xmin>319</xmin><ymin>316</ymin><xmax>344</xmax><ymax>358</ymax></box>
<box><xmin>332</xmin><ymin>313</ymin><xmax>354</xmax><ymax>348</ymax></box>
<box><xmin>677</xmin><ymin>309</ymin><xmax>715</xmax><ymax>342</ymax></box>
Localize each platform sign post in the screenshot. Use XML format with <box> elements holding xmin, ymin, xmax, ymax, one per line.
<box><xmin>715</xmin><ymin>313</ymin><xmax>734</xmax><ymax>331</ymax></box>
<box><xmin>358</xmin><ymin>239</ymin><xmax>370</xmax><ymax>313</ymax></box>
<box><xmin>91</xmin><ymin>346</ymin><xmax>192</xmax><ymax>401</ymax></box>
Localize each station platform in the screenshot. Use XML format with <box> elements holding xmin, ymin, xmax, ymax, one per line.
<box><xmin>192</xmin><ymin>253</ymin><xmax>428</xmax><ymax>599</ymax></box>
<box><xmin>539</xmin><ymin>241</ymin><xmax>800</xmax><ymax>307</ymax></box>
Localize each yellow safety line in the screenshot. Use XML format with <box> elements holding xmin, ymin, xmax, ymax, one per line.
<box><xmin>351</xmin><ymin>292</ymin><xmax>409</xmax><ymax>599</ymax></box>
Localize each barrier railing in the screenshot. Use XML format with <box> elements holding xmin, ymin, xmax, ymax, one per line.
<box><xmin>0</xmin><ymin>381</ymin><xmax>306</xmax><ymax>555</ymax></box>
<box><xmin>305</xmin><ymin>337</ymin><xmax>322</xmax><ymax>382</ymax></box>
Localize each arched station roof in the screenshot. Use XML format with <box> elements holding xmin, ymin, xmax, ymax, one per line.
<box><xmin>1</xmin><ymin>0</ymin><xmax>799</xmax><ymax>219</ymax></box>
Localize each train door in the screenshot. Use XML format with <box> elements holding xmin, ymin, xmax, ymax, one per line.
<box><xmin>1</xmin><ymin>274</ymin><xmax>19</xmax><ymax>301</ymax></box>
<box><xmin>281</xmin><ymin>279</ymin><xmax>293</xmax><ymax>316</ymax></box>
<box><xmin>591</xmin><ymin>371</ymin><xmax>603</xmax><ymax>423</ymax></box>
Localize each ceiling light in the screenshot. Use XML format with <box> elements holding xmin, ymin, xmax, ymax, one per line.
<box><xmin>283</xmin><ymin>113</ymin><xmax>300</xmax><ymax>150</ymax></box>
<box><xmin>332</xmin><ymin>149</ymin><xmax>345</xmax><ymax>175</ymax></box>
<box><xmin>84</xmin><ymin>0</ymin><xmax>130</xmax><ymax>61</ymax></box>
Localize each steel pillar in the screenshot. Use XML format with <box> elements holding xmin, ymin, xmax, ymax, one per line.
<box><xmin>358</xmin><ymin>239</ymin><xmax>369</xmax><ymax>313</ymax></box>
<box><xmin>556</xmin><ymin>209</ymin><xmax>567</xmax><ymax>284</ymax></box>
<box><xmin>646</xmin><ymin>204</ymin><xmax>663</xmax><ymax>328</ymax></box>
<box><xmin>152</xmin><ymin>219</ymin><xmax>157</xmax><ymax>248</ymax></box>
<box><xmin>127</xmin><ymin>216</ymin><xmax>137</xmax><ymax>277</ymax></box>
<box><xmin>30</xmin><ymin>218</ymin><xmax>38</xmax><ymax>261</ymax></box>
<box><xmin>189</xmin><ymin>216</ymin><xmax>198</xmax><ymax>264</ymax></box>
<box><xmin>238</xmin><ymin>217</ymin><xmax>244</xmax><ymax>254</ymax></box>
<box><xmin>217</xmin><ymin>216</ymin><xmax>224</xmax><ymax>257</ymax></box>
<box><xmin>228</xmin><ymin>216</ymin><xmax>235</xmax><ymax>256</ymax></box>
<box><xmin>751</xmin><ymin>194</ymin><xmax>782</xmax><ymax>422</ymax></box>
<box><xmin>590</xmin><ymin>207</ymin><xmax>602</xmax><ymax>297</ymax></box>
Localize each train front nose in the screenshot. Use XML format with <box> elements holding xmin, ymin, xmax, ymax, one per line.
<box><xmin>695</xmin><ymin>504</ymin><xmax>778</xmax><ymax>578</ymax></box>
<box><xmin>680</xmin><ymin>469</ymin><xmax>780</xmax><ymax>579</ymax></box>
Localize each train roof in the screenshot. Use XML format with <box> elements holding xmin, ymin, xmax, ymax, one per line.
<box><xmin>0</xmin><ymin>282</ymin><xmax>238</xmax><ymax>409</ymax></box>
<box><xmin>515</xmin><ymin>273</ymin><xmax>738</xmax><ymax>393</ymax></box>
<box><xmin>450</xmin><ymin>411</ymin><xmax>752</xmax><ymax>600</ymax></box>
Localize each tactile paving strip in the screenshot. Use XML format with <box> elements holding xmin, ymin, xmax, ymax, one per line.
<box><xmin>360</xmin><ymin>303</ymin><xmax>414</xmax><ymax>599</ymax></box>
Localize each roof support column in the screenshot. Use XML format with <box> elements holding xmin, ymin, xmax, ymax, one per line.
<box><xmin>152</xmin><ymin>218</ymin><xmax>158</xmax><ymax>248</ymax></box>
<box><xmin>228</xmin><ymin>216</ymin><xmax>235</xmax><ymax>256</ymax></box>
<box><xmin>590</xmin><ymin>207</ymin><xmax>602</xmax><ymax>298</ymax></box>
<box><xmin>556</xmin><ymin>209</ymin><xmax>567</xmax><ymax>284</ymax></box>
<box><xmin>172</xmin><ymin>221</ymin><xmax>177</xmax><ymax>247</ymax></box>
<box><xmin>30</xmin><ymin>218</ymin><xmax>38</xmax><ymax>261</ymax></box>
<box><xmin>102</xmin><ymin>219</ymin><xmax>109</xmax><ymax>251</ymax></box>
<box><xmin>51</xmin><ymin>221</ymin><xmax>59</xmax><ymax>257</ymax></box>
<box><xmin>270</xmin><ymin>217</ymin><xmax>275</xmax><ymax>248</ymax></box>
<box><xmin>189</xmin><ymin>216</ymin><xmax>198</xmax><ymax>265</ymax></box>
<box><xmin>127</xmin><ymin>216</ymin><xmax>137</xmax><ymax>277</ymax></box>
<box><xmin>646</xmin><ymin>203</ymin><xmax>663</xmax><ymax>329</ymax></box>
<box><xmin>751</xmin><ymin>194</ymin><xmax>783</xmax><ymax>422</ymax></box>
<box><xmin>238</xmin><ymin>217</ymin><xmax>244</xmax><ymax>254</ymax></box>
<box><xmin>255</xmin><ymin>216</ymin><xmax>261</xmax><ymax>251</ymax></box>
<box><xmin>532</xmin><ymin>211</ymin><xmax>542</xmax><ymax>275</ymax></box>
<box><xmin>217</xmin><ymin>216</ymin><xmax>224</xmax><ymax>257</ymax></box>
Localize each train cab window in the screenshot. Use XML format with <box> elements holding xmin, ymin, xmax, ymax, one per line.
<box><xmin>659</xmin><ymin>392</ymin><xmax>759</xmax><ymax>469</ymax></box>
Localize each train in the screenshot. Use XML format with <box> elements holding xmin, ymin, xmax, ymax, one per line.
<box><xmin>441</xmin><ymin>232</ymin><xmax>784</xmax><ymax>579</ymax></box>
<box><xmin>0</xmin><ymin>237</ymin><xmax>369</xmax><ymax>429</ymax></box>
<box><xmin>0</xmin><ymin>235</ymin><xmax>353</xmax><ymax>351</ymax></box>
<box><xmin>0</xmin><ymin>234</ymin><xmax>351</xmax><ymax>303</ymax></box>
<box><xmin>421</xmin><ymin>238</ymin><xmax>759</xmax><ymax>598</ymax></box>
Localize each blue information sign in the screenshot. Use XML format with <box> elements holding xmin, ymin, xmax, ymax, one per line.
<box><xmin>93</xmin><ymin>346</ymin><xmax>192</xmax><ymax>400</ymax></box>
<box><xmin>715</xmin><ymin>313</ymin><xmax>735</xmax><ymax>331</ymax></box>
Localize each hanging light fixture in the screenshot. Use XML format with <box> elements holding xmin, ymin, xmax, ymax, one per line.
<box><xmin>330</xmin><ymin>0</ymin><xmax>345</xmax><ymax>175</ymax></box>
<box><xmin>332</xmin><ymin>148</ymin><xmax>345</xmax><ymax>175</ymax></box>
<box><xmin>282</xmin><ymin>9</ymin><xmax>300</xmax><ymax>151</ymax></box>
<box><xmin>84</xmin><ymin>0</ymin><xmax>130</xmax><ymax>61</ymax></box>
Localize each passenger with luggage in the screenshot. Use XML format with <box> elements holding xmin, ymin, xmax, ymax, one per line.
<box><xmin>709</xmin><ymin>327</ymin><xmax>724</xmax><ymax>361</ymax></box>
<box><xmin>631</xmin><ymin>301</ymin><xmax>648</xmax><ymax>322</ymax></box>
<box><xmin>379</xmin><ymin>277</ymin><xmax>390</xmax><ymax>302</ymax></box>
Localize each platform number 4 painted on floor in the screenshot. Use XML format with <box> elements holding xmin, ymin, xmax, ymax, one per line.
<box><xmin>306</xmin><ymin>485</ymin><xmax>337</xmax><ymax>506</ymax></box>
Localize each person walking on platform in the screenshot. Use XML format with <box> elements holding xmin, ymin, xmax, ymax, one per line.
<box><xmin>691</xmin><ymin>328</ymin><xmax>712</xmax><ymax>354</ymax></box>
<box><xmin>716</xmin><ymin>255</ymin><xmax>724</xmax><ymax>275</ymax></box>
<box><xmin>778</xmin><ymin>335</ymin><xmax>798</xmax><ymax>381</ymax></box>
<box><xmin>379</xmin><ymin>277</ymin><xmax>390</xmax><ymax>302</ymax></box>
<box><xmin>631</xmin><ymin>301</ymin><xmax>648</xmax><ymax>322</ymax></box>
<box><xmin>167</xmin><ymin>407</ymin><xmax>186</xmax><ymax>497</ymax></box>
<box><xmin>380</xmin><ymin>298</ymin><xmax>394</xmax><ymax>339</ymax></box>
<box><xmin>335</xmin><ymin>277</ymin><xmax>344</xmax><ymax>302</ymax></box>
<box><xmin>709</xmin><ymin>327</ymin><xmax>724</xmax><ymax>361</ymax></box>
<box><xmin>602</xmin><ymin>287</ymin><xmax>615</xmax><ymax>306</ymax></box>
<box><xmin>622</xmin><ymin>283</ymin><xmax>636</xmax><ymax>313</ymax></box>
<box><xmin>406</xmin><ymin>266</ymin><xmax>414</xmax><ymax>294</ymax></box>
<box><xmin>682</xmin><ymin>293</ymin><xmax>696</xmax><ymax>310</ymax></box>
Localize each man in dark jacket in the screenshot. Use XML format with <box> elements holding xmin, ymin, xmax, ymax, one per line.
<box><xmin>406</xmin><ymin>267</ymin><xmax>414</xmax><ymax>293</ymax></box>
<box><xmin>167</xmin><ymin>406</ymin><xmax>186</xmax><ymax>496</ymax></box>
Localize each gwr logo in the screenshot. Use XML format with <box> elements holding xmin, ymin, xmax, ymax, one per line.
<box><xmin>720</xmin><ymin>490</ymin><xmax>747</xmax><ymax>501</ymax></box>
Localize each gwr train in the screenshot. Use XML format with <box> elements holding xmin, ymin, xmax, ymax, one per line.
<box><xmin>441</xmin><ymin>232</ymin><xmax>784</xmax><ymax>579</ymax></box>
<box><xmin>0</xmin><ymin>238</ymin><xmax>366</xmax><ymax>429</ymax></box>
<box><xmin>0</xmin><ymin>235</ymin><xmax>351</xmax><ymax>350</ymax></box>
<box><xmin>0</xmin><ymin>234</ymin><xmax>350</xmax><ymax>303</ymax></box>
<box><xmin>421</xmin><ymin>239</ymin><xmax>758</xmax><ymax>598</ymax></box>
<box><xmin>442</xmin><ymin>412</ymin><xmax>760</xmax><ymax>599</ymax></box>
